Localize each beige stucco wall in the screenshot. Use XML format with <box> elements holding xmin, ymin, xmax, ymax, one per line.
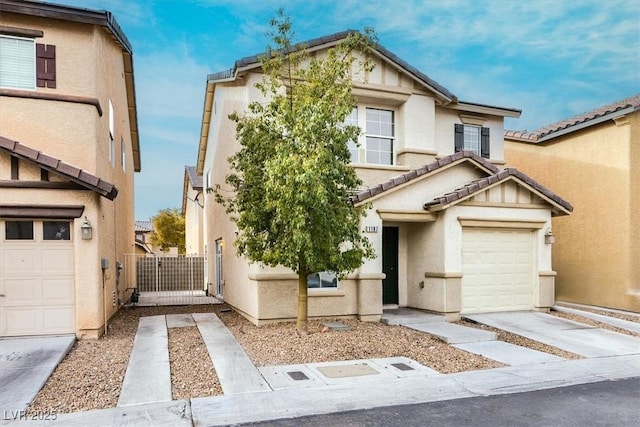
<box><xmin>505</xmin><ymin>114</ymin><xmax>639</xmax><ymax>313</ymax></box>
<box><xmin>0</xmin><ymin>13</ymin><xmax>138</xmax><ymax>336</ymax></box>
<box><xmin>184</xmin><ymin>185</ymin><xmax>204</xmax><ymax>255</ymax></box>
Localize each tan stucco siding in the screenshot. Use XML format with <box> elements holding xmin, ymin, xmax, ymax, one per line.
<box><xmin>0</xmin><ymin>14</ymin><xmax>139</xmax><ymax>336</ymax></box>
<box><xmin>505</xmin><ymin>116</ymin><xmax>638</xmax><ymax>312</ymax></box>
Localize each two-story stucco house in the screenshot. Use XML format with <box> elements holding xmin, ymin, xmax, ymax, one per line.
<box><xmin>0</xmin><ymin>0</ymin><xmax>140</xmax><ymax>338</ymax></box>
<box><xmin>197</xmin><ymin>31</ymin><xmax>572</xmax><ymax>325</ymax></box>
<box><xmin>505</xmin><ymin>94</ymin><xmax>639</xmax><ymax>313</ymax></box>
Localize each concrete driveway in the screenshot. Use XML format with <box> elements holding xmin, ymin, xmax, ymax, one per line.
<box><xmin>464</xmin><ymin>312</ymin><xmax>640</xmax><ymax>358</ymax></box>
<box><xmin>0</xmin><ymin>335</ymin><xmax>75</xmax><ymax>417</ymax></box>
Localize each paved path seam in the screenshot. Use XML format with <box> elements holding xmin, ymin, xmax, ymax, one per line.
<box><xmin>117</xmin><ymin>315</ymin><xmax>171</xmax><ymax>407</ymax></box>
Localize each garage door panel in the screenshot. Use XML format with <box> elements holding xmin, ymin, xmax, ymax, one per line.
<box><xmin>462</xmin><ymin>229</ymin><xmax>534</xmax><ymax>314</ymax></box>
<box><xmin>41</xmin><ymin>248</ymin><xmax>74</xmax><ymax>273</ymax></box>
<box><xmin>42</xmin><ymin>307</ymin><xmax>74</xmax><ymax>333</ymax></box>
<box><xmin>3</xmin><ymin>248</ymin><xmax>40</xmax><ymax>274</ymax></box>
<box><xmin>42</xmin><ymin>278</ymin><xmax>75</xmax><ymax>302</ymax></box>
<box><xmin>3</xmin><ymin>278</ymin><xmax>41</xmax><ymax>304</ymax></box>
<box><xmin>2</xmin><ymin>308</ymin><xmax>43</xmax><ymax>336</ymax></box>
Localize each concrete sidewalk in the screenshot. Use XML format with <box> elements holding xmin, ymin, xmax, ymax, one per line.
<box><xmin>4</xmin><ymin>354</ymin><xmax>638</xmax><ymax>426</ymax></box>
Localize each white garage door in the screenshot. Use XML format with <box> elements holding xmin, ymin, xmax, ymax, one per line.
<box><xmin>0</xmin><ymin>220</ymin><xmax>75</xmax><ymax>336</ymax></box>
<box><xmin>461</xmin><ymin>229</ymin><xmax>534</xmax><ymax>313</ymax></box>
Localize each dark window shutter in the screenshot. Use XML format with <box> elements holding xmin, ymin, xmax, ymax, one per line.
<box><xmin>480</xmin><ymin>127</ymin><xmax>490</xmax><ymax>158</ymax></box>
<box><xmin>11</xmin><ymin>156</ymin><xmax>19</xmax><ymax>180</ymax></box>
<box><xmin>454</xmin><ymin>123</ymin><xmax>464</xmax><ymax>152</ymax></box>
<box><xmin>36</xmin><ymin>43</ymin><xmax>56</xmax><ymax>88</ymax></box>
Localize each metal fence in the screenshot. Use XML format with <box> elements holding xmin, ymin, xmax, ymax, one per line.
<box><xmin>122</xmin><ymin>254</ymin><xmax>217</xmax><ymax>306</ymax></box>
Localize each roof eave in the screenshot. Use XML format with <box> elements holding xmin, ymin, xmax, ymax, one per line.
<box><xmin>537</xmin><ymin>105</ymin><xmax>637</xmax><ymax>142</ymax></box>
<box><xmin>451</xmin><ymin>101</ymin><xmax>522</xmax><ymax>118</ymax></box>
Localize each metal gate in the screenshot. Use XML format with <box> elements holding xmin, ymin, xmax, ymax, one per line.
<box><xmin>122</xmin><ymin>254</ymin><xmax>217</xmax><ymax>306</ymax></box>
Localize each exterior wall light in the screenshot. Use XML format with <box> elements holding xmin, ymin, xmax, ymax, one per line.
<box><xmin>544</xmin><ymin>228</ymin><xmax>555</xmax><ymax>245</ymax></box>
<box><xmin>81</xmin><ymin>216</ymin><xmax>93</xmax><ymax>240</ymax></box>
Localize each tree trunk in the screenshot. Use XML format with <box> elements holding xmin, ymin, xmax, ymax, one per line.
<box><xmin>296</xmin><ymin>268</ymin><xmax>309</xmax><ymax>335</ymax></box>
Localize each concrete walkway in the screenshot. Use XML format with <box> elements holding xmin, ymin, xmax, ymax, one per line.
<box><xmin>0</xmin><ymin>335</ymin><xmax>75</xmax><ymax>416</ymax></box>
<box><xmin>193</xmin><ymin>313</ymin><xmax>271</xmax><ymax>394</ymax></box>
<box><xmin>465</xmin><ymin>312</ymin><xmax>640</xmax><ymax>358</ymax></box>
<box><xmin>553</xmin><ymin>305</ymin><xmax>640</xmax><ymax>334</ymax></box>
<box><xmin>382</xmin><ymin>308</ymin><xmax>563</xmax><ymax>366</ymax></box>
<box><xmin>118</xmin><ymin>315</ymin><xmax>171</xmax><ymax>406</ymax></box>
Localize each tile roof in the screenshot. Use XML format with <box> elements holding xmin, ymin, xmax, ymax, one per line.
<box><xmin>208</xmin><ymin>30</ymin><xmax>457</xmax><ymax>102</ymax></box>
<box><xmin>424</xmin><ymin>167</ymin><xmax>573</xmax><ymax>214</ymax></box>
<box><xmin>0</xmin><ymin>135</ymin><xmax>118</xmax><ymax>200</ymax></box>
<box><xmin>185</xmin><ymin>166</ymin><xmax>203</xmax><ymax>190</ymax></box>
<box><xmin>135</xmin><ymin>220</ymin><xmax>154</xmax><ymax>232</ymax></box>
<box><xmin>505</xmin><ymin>93</ymin><xmax>640</xmax><ymax>142</ymax></box>
<box><xmin>351</xmin><ymin>151</ymin><xmax>499</xmax><ymax>204</ymax></box>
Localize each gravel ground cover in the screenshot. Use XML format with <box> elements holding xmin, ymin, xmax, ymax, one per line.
<box><xmin>456</xmin><ymin>319</ymin><xmax>582</xmax><ymax>360</ymax></box>
<box><xmin>28</xmin><ymin>303</ymin><xmax>637</xmax><ymax>415</ymax></box>
<box><xmin>168</xmin><ymin>326</ymin><xmax>221</xmax><ymax>399</ymax></box>
<box><xmin>550</xmin><ymin>308</ymin><xmax>640</xmax><ymax>338</ymax></box>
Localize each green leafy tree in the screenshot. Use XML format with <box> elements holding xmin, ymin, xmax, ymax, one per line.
<box><xmin>149</xmin><ymin>208</ymin><xmax>185</xmax><ymax>254</ymax></box>
<box><xmin>215</xmin><ymin>11</ymin><xmax>376</xmax><ymax>334</ymax></box>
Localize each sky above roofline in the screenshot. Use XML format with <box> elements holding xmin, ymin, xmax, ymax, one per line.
<box><xmin>44</xmin><ymin>0</ymin><xmax>640</xmax><ymax>220</ymax></box>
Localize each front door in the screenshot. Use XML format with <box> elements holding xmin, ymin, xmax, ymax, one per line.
<box><xmin>382</xmin><ymin>226</ymin><xmax>399</xmax><ymax>305</ymax></box>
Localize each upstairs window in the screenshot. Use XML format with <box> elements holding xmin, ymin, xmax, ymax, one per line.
<box><xmin>121</xmin><ymin>137</ymin><xmax>126</xmax><ymax>171</ymax></box>
<box><xmin>109</xmin><ymin>99</ymin><xmax>115</xmax><ymax>167</ymax></box>
<box><xmin>344</xmin><ymin>108</ymin><xmax>359</xmax><ymax>163</ymax></box>
<box><xmin>347</xmin><ymin>106</ymin><xmax>395</xmax><ymax>165</ymax></box>
<box><xmin>455</xmin><ymin>123</ymin><xmax>490</xmax><ymax>158</ymax></box>
<box><xmin>0</xmin><ymin>35</ymin><xmax>35</xmax><ymax>89</ymax></box>
<box><xmin>365</xmin><ymin>108</ymin><xmax>394</xmax><ymax>165</ymax></box>
<box><xmin>0</xmin><ymin>35</ymin><xmax>55</xmax><ymax>90</ymax></box>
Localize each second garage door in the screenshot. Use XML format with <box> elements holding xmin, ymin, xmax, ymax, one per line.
<box><xmin>461</xmin><ymin>229</ymin><xmax>534</xmax><ymax>313</ymax></box>
<box><xmin>0</xmin><ymin>220</ymin><xmax>75</xmax><ymax>337</ymax></box>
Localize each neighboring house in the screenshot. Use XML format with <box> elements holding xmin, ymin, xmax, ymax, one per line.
<box><xmin>134</xmin><ymin>220</ymin><xmax>154</xmax><ymax>254</ymax></box>
<box><xmin>196</xmin><ymin>30</ymin><xmax>572</xmax><ymax>325</ymax></box>
<box><xmin>0</xmin><ymin>0</ymin><xmax>140</xmax><ymax>338</ymax></box>
<box><xmin>505</xmin><ymin>94</ymin><xmax>639</xmax><ymax>313</ymax></box>
<box><xmin>182</xmin><ymin>166</ymin><xmax>204</xmax><ymax>255</ymax></box>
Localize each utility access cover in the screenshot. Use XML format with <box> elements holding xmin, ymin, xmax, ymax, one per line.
<box><xmin>316</xmin><ymin>363</ymin><xmax>379</xmax><ymax>378</ymax></box>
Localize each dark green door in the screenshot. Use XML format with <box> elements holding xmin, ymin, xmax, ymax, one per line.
<box><xmin>382</xmin><ymin>226</ymin><xmax>399</xmax><ymax>305</ymax></box>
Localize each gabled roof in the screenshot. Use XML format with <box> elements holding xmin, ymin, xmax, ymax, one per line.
<box><xmin>505</xmin><ymin>93</ymin><xmax>640</xmax><ymax>143</ymax></box>
<box><xmin>351</xmin><ymin>151</ymin><xmax>572</xmax><ymax>216</ymax></box>
<box><xmin>423</xmin><ymin>167</ymin><xmax>573</xmax><ymax>216</ymax></box>
<box><xmin>0</xmin><ymin>0</ymin><xmax>141</xmax><ymax>172</ymax></box>
<box><xmin>208</xmin><ymin>29</ymin><xmax>457</xmax><ymax>103</ymax></box>
<box><xmin>0</xmin><ymin>135</ymin><xmax>118</xmax><ymax>200</ymax></box>
<box><xmin>351</xmin><ymin>151</ymin><xmax>499</xmax><ymax>204</ymax></box>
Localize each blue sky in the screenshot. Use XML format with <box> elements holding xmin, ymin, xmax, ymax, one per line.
<box><xmin>48</xmin><ymin>0</ymin><xmax>640</xmax><ymax>220</ymax></box>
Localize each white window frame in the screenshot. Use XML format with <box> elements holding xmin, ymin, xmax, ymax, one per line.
<box><xmin>463</xmin><ymin>124</ymin><xmax>481</xmax><ymax>155</ymax></box>
<box><xmin>0</xmin><ymin>35</ymin><xmax>36</xmax><ymax>90</ymax></box>
<box><xmin>121</xmin><ymin>137</ymin><xmax>126</xmax><ymax>171</ymax></box>
<box><xmin>307</xmin><ymin>271</ymin><xmax>339</xmax><ymax>289</ymax></box>
<box><xmin>347</xmin><ymin>105</ymin><xmax>395</xmax><ymax>165</ymax></box>
<box><xmin>109</xmin><ymin>99</ymin><xmax>115</xmax><ymax>167</ymax></box>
